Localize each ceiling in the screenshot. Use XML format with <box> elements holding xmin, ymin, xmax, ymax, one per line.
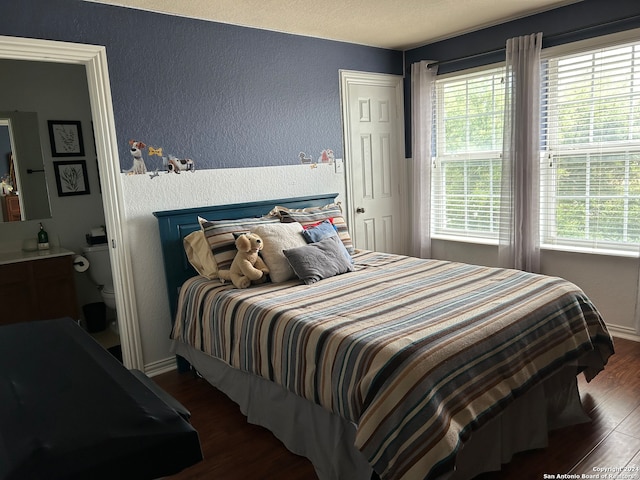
<box><xmin>86</xmin><ymin>0</ymin><xmax>582</xmax><ymax>50</ymax></box>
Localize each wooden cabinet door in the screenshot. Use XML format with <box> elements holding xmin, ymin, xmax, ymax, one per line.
<box><xmin>0</xmin><ymin>255</ymin><xmax>79</xmax><ymax>324</ymax></box>
<box><xmin>32</xmin><ymin>256</ymin><xmax>79</xmax><ymax>321</ymax></box>
<box><xmin>0</xmin><ymin>262</ymin><xmax>34</xmax><ymax>324</ymax></box>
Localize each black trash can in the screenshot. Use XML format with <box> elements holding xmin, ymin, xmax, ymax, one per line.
<box><xmin>83</xmin><ymin>302</ymin><xmax>107</xmax><ymax>333</ymax></box>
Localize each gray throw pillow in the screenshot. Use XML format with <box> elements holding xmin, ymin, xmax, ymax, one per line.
<box><xmin>283</xmin><ymin>236</ymin><xmax>354</xmax><ymax>285</ymax></box>
<box><xmin>301</xmin><ymin>220</ymin><xmax>353</xmax><ymax>264</ymax></box>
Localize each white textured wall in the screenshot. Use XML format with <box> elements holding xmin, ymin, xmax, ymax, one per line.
<box><xmin>122</xmin><ymin>163</ymin><xmax>346</xmax><ymax>371</ymax></box>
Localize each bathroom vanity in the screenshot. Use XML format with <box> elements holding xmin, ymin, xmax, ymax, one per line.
<box><xmin>0</xmin><ymin>247</ymin><xmax>79</xmax><ymax>325</ymax></box>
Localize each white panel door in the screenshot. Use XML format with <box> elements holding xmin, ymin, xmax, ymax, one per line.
<box><xmin>340</xmin><ymin>71</ymin><xmax>406</xmax><ymax>254</ymax></box>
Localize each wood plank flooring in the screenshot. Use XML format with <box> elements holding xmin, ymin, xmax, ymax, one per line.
<box><xmin>153</xmin><ymin>337</ymin><xmax>640</xmax><ymax>480</ymax></box>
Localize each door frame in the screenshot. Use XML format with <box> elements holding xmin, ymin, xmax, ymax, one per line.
<box><xmin>339</xmin><ymin>69</ymin><xmax>407</xmax><ymax>252</ymax></box>
<box><xmin>0</xmin><ymin>35</ymin><xmax>144</xmax><ymax>369</ymax></box>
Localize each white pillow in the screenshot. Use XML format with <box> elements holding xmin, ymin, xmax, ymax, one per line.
<box><xmin>251</xmin><ymin>222</ymin><xmax>306</xmax><ymax>283</ymax></box>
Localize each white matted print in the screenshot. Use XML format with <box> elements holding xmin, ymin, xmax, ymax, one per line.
<box><xmin>48</xmin><ymin>120</ymin><xmax>85</xmax><ymax>157</ymax></box>
<box><xmin>53</xmin><ymin>160</ymin><xmax>90</xmax><ymax>196</ymax></box>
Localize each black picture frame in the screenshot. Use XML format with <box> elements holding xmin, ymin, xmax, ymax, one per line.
<box><xmin>48</xmin><ymin>120</ymin><xmax>85</xmax><ymax>157</ymax></box>
<box><xmin>53</xmin><ymin>160</ymin><xmax>90</xmax><ymax>196</ymax></box>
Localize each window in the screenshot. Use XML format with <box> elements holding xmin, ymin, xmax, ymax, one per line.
<box><xmin>432</xmin><ymin>66</ymin><xmax>505</xmax><ymax>240</ymax></box>
<box><xmin>430</xmin><ymin>36</ymin><xmax>640</xmax><ymax>254</ymax></box>
<box><xmin>541</xmin><ymin>42</ymin><xmax>640</xmax><ymax>253</ymax></box>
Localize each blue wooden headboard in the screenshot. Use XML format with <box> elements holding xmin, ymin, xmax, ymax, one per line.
<box><xmin>153</xmin><ymin>193</ymin><xmax>339</xmax><ymax>321</ymax></box>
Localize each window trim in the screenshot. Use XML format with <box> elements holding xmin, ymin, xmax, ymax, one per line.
<box><xmin>541</xmin><ymin>27</ymin><xmax>640</xmax><ymax>60</ymax></box>
<box><xmin>430</xmin><ymin>28</ymin><xmax>640</xmax><ymax>255</ymax></box>
<box><xmin>432</xmin><ymin>64</ymin><xmax>506</xmax><ymax>241</ymax></box>
<box><xmin>540</xmin><ymin>40</ymin><xmax>640</xmax><ymax>254</ymax></box>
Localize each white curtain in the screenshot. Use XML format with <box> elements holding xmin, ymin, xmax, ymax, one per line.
<box><xmin>499</xmin><ymin>33</ymin><xmax>543</xmax><ymax>273</ymax></box>
<box><xmin>410</xmin><ymin>60</ymin><xmax>438</xmax><ymax>258</ymax></box>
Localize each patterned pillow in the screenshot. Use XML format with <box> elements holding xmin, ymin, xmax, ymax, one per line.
<box><xmin>199</xmin><ymin>216</ymin><xmax>280</xmax><ymax>272</ymax></box>
<box><xmin>271</xmin><ymin>203</ymin><xmax>354</xmax><ymax>254</ymax></box>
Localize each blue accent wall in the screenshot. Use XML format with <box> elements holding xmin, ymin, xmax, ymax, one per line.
<box><xmin>404</xmin><ymin>0</ymin><xmax>640</xmax><ymax>157</ymax></box>
<box><xmin>0</xmin><ymin>0</ymin><xmax>403</xmax><ymax>170</ymax></box>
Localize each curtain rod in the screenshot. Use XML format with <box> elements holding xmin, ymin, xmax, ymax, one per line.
<box><xmin>426</xmin><ymin>13</ymin><xmax>640</xmax><ymax>70</ymax></box>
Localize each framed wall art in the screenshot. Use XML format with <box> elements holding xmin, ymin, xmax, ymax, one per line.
<box><xmin>48</xmin><ymin>120</ymin><xmax>85</xmax><ymax>157</ymax></box>
<box><xmin>53</xmin><ymin>160</ymin><xmax>90</xmax><ymax>196</ymax></box>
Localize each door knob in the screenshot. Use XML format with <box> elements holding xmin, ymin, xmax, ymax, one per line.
<box><xmin>356</xmin><ymin>207</ymin><xmax>365</xmax><ymax>213</ymax></box>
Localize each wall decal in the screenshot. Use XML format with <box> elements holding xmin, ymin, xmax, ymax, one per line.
<box><xmin>123</xmin><ymin>139</ymin><xmax>148</xmax><ymax>174</ymax></box>
<box><xmin>299</xmin><ymin>152</ymin><xmax>313</xmax><ymax>165</ymax></box>
<box><xmin>299</xmin><ymin>151</ymin><xmax>336</xmax><ymax>169</ymax></box>
<box><xmin>319</xmin><ymin>149</ymin><xmax>335</xmax><ymax>164</ymax></box>
<box><xmin>123</xmin><ymin>139</ymin><xmax>195</xmax><ymax>178</ymax></box>
<box><xmin>164</xmin><ymin>155</ymin><xmax>195</xmax><ymax>174</ymax></box>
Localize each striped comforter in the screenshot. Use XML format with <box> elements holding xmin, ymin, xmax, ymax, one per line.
<box><xmin>172</xmin><ymin>251</ymin><xmax>613</xmax><ymax>480</ymax></box>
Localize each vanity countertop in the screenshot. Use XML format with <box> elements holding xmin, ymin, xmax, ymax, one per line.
<box><xmin>0</xmin><ymin>246</ymin><xmax>75</xmax><ymax>266</ymax></box>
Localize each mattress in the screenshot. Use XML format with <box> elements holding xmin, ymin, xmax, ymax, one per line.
<box><xmin>172</xmin><ymin>250</ymin><xmax>614</xmax><ymax>480</ymax></box>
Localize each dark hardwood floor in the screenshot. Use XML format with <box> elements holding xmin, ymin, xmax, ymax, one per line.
<box><xmin>153</xmin><ymin>337</ymin><xmax>640</xmax><ymax>480</ymax></box>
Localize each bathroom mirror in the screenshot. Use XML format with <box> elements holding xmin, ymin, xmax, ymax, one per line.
<box><xmin>0</xmin><ymin>111</ymin><xmax>52</xmax><ymax>222</ymax></box>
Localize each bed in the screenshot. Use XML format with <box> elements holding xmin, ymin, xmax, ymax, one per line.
<box><xmin>154</xmin><ymin>193</ymin><xmax>614</xmax><ymax>480</ymax></box>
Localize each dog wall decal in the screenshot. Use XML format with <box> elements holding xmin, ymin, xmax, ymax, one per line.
<box><xmin>123</xmin><ymin>139</ymin><xmax>196</xmax><ymax>177</ymax></box>
<box><xmin>123</xmin><ymin>140</ymin><xmax>148</xmax><ymax>174</ymax></box>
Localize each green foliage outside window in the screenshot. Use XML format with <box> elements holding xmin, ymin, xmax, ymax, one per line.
<box><xmin>434</xmin><ymin>69</ymin><xmax>504</xmax><ymax>237</ymax></box>
<box><xmin>554</xmin><ymin>154</ymin><xmax>640</xmax><ymax>243</ymax></box>
<box><xmin>433</xmin><ymin>43</ymin><xmax>640</xmax><ymax>251</ymax></box>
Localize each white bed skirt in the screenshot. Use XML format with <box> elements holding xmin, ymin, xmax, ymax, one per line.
<box><xmin>171</xmin><ymin>340</ymin><xmax>591</xmax><ymax>480</ymax></box>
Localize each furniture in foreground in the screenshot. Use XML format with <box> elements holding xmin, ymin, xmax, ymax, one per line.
<box><xmin>154</xmin><ymin>194</ymin><xmax>614</xmax><ymax>480</ymax></box>
<box><xmin>0</xmin><ymin>318</ymin><xmax>202</xmax><ymax>480</ymax></box>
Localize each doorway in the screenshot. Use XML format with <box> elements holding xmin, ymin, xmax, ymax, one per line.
<box><xmin>0</xmin><ymin>35</ymin><xmax>143</xmax><ymax>369</ymax></box>
<box><xmin>340</xmin><ymin>70</ymin><xmax>407</xmax><ymax>254</ymax></box>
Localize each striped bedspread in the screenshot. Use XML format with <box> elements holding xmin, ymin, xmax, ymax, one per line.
<box><xmin>172</xmin><ymin>251</ymin><xmax>614</xmax><ymax>480</ymax></box>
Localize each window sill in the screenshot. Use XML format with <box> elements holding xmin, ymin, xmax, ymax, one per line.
<box><xmin>540</xmin><ymin>243</ymin><xmax>640</xmax><ymax>259</ymax></box>
<box><xmin>431</xmin><ymin>234</ymin><xmax>498</xmax><ymax>246</ymax></box>
<box><xmin>431</xmin><ymin>236</ymin><xmax>639</xmax><ymax>258</ymax></box>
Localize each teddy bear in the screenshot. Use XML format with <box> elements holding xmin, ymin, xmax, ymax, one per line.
<box><xmin>218</xmin><ymin>233</ymin><xmax>270</xmax><ymax>288</ymax></box>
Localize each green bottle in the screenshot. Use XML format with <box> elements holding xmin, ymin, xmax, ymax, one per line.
<box><xmin>37</xmin><ymin>222</ymin><xmax>49</xmax><ymax>250</ymax></box>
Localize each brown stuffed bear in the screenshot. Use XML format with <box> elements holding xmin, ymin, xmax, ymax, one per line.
<box><xmin>218</xmin><ymin>233</ymin><xmax>270</xmax><ymax>288</ymax></box>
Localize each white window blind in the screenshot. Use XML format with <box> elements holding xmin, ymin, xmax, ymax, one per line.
<box><xmin>433</xmin><ymin>66</ymin><xmax>505</xmax><ymax>240</ymax></box>
<box><xmin>541</xmin><ymin>42</ymin><xmax>640</xmax><ymax>253</ymax></box>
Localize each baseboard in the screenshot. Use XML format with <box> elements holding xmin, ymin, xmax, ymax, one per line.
<box><xmin>144</xmin><ymin>356</ymin><xmax>178</xmax><ymax>377</ymax></box>
<box><xmin>607</xmin><ymin>324</ymin><xmax>640</xmax><ymax>342</ymax></box>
